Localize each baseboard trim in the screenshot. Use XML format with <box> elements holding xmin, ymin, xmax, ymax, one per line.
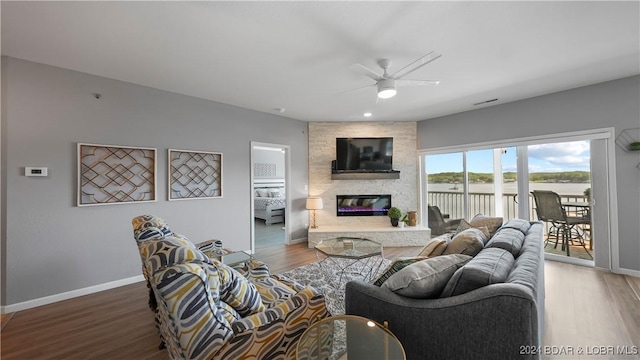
<box><xmin>1</xmin><ymin>275</ymin><xmax>145</xmax><ymax>314</ymax></box>
<box><xmin>289</xmin><ymin>237</ymin><xmax>307</xmax><ymax>245</ymax></box>
<box><xmin>614</xmin><ymin>267</ymin><xmax>640</xmax><ymax>278</ymax></box>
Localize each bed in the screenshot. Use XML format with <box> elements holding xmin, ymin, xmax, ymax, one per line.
<box><xmin>254</xmin><ymin>181</ymin><xmax>286</xmax><ymax>225</ymax></box>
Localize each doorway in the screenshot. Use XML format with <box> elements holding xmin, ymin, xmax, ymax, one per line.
<box><xmin>251</xmin><ymin>142</ymin><xmax>290</xmax><ymax>250</ymax></box>
<box><xmin>420</xmin><ymin>128</ymin><xmax>616</xmax><ymax>270</ymax></box>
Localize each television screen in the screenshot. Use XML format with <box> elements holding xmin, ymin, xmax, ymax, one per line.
<box><xmin>335</xmin><ymin>137</ymin><xmax>393</xmax><ymax>171</ymax></box>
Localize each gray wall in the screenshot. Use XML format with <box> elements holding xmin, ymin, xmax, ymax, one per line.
<box><xmin>1</xmin><ymin>57</ymin><xmax>309</xmax><ymax>305</ymax></box>
<box><xmin>417</xmin><ymin>76</ymin><xmax>640</xmax><ymax>272</ymax></box>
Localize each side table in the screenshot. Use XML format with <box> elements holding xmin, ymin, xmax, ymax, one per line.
<box><xmin>296</xmin><ymin>314</ymin><xmax>406</xmax><ymax>360</ymax></box>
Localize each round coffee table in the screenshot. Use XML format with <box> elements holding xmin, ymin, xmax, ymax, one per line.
<box><xmin>296</xmin><ymin>314</ymin><xmax>406</xmax><ymax>360</ymax></box>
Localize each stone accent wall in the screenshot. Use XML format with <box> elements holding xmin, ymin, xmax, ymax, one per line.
<box><xmin>308</xmin><ymin>122</ymin><xmax>418</xmax><ymax>228</ymax></box>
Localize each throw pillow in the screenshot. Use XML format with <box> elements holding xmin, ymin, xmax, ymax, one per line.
<box><xmin>417</xmin><ymin>234</ymin><xmax>452</xmax><ymax>258</ymax></box>
<box><xmin>214</xmin><ymin>259</ymin><xmax>266</xmax><ymax>317</ymax></box>
<box><xmin>454</xmin><ymin>219</ymin><xmax>473</xmax><ymax>234</ymax></box>
<box><xmin>469</xmin><ymin>214</ymin><xmax>504</xmax><ymax>239</ymax></box>
<box><xmin>442</xmin><ymin>228</ymin><xmax>488</xmax><ymax>257</ymax></box>
<box><xmin>382</xmin><ymin>254</ymin><xmax>472</xmax><ymax>298</ymax></box>
<box><xmin>373</xmin><ymin>257</ymin><xmax>428</xmax><ymax>286</ymax></box>
<box><xmin>440</xmin><ymin>247</ymin><xmax>515</xmax><ymax>297</ymax></box>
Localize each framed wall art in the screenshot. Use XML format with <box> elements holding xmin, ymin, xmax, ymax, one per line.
<box><xmin>78</xmin><ymin>143</ymin><xmax>157</xmax><ymax>206</ymax></box>
<box><xmin>169</xmin><ymin>149</ymin><xmax>222</xmax><ymax>200</ymax></box>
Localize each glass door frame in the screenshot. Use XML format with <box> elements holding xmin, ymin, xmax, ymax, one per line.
<box><xmin>418</xmin><ymin>127</ymin><xmax>618</xmax><ymax>271</ymax></box>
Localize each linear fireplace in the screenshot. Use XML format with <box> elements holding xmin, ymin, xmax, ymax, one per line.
<box><xmin>336</xmin><ymin>194</ymin><xmax>391</xmax><ymax>216</ymax></box>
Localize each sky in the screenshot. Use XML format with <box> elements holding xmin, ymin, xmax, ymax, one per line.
<box><xmin>426</xmin><ymin>140</ymin><xmax>591</xmax><ymax>174</ymax></box>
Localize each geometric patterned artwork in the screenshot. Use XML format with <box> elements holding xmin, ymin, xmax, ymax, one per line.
<box><xmin>78</xmin><ymin>143</ymin><xmax>157</xmax><ymax>206</ymax></box>
<box><xmin>169</xmin><ymin>149</ymin><xmax>222</xmax><ymax>200</ymax></box>
<box><xmin>254</xmin><ymin>163</ymin><xmax>277</xmax><ymax>177</ymax></box>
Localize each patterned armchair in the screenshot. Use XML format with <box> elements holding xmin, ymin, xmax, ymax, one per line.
<box><xmin>132</xmin><ymin>215</ymin><xmax>328</xmax><ymax>360</ymax></box>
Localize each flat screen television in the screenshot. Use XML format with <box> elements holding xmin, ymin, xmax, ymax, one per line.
<box><xmin>335</xmin><ymin>137</ymin><xmax>393</xmax><ymax>171</ymax></box>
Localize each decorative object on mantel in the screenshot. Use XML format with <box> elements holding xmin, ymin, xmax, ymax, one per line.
<box><xmin>78</xmin><ymin>143</ymin><xmax>156</xmax><ymax>206</ymax></box>
<box><xmin>629</xmin><ymin>142</ymin><xmax>640</xmax><ymax>151</ymax></box>
<box><xmin>169</xmin><ymin>149</ymin><xmax>222</xmax><ymax>200</ymax></box>
<box><xmin>408</xmin><ymin>211</ymin><xmax>418</xmax><ymax>226</ymax></box>
<box><xmin>306</xmin><ymin>197</ymin><xmax>323</xmax><ymax>228</ymax></box>
<box><xmin>388</xmin><ymin>206</ymin><xmax>402</xmax><ymax>227</ymax></box>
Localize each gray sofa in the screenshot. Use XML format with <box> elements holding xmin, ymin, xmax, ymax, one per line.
<box><xmin>345</xmin><ymin>219</ymin><xmax>545</xmax><ymax>360</ymax></box>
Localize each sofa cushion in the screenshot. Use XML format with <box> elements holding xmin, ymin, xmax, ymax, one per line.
<box><xmin>486</xmin><ymin>227</ymin><xmax>526</xmax><ymax>257</ymax></box>
<box><xmin>500</xmin><ymin>218</ymin><xmax>532</xmax><ymax>234</ymax></box>
<box><xmin>440</xmin><ymin>247</ymin><xmax>515</xmax><ymax>297</ymax></box>
<box><xmin>213</xmin><ymin>259</ymin><xmax>266</xmax><ymax>317</ymax></box>
<box><xmin>373</xmin><ymin>257</ymin><xmax>428</xmax><ymax>286</ymax></box>
<box><xmin>442</xmin><ymin>228</ymin><xmax>488</xmax><ymax>257</ymax></box>
<box><xmin>382</xmin><ymin>254</ymin><xmax>472</xmax><ymax>298</ymax></box>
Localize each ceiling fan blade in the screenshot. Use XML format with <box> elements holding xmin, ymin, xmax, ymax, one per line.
<box><xmin>390</xmin><ymin>51</ymin><xmax>442</xmax><ymax>79</ymax></box>
<box><xmin>337</xmin><ymin>83</ymin><xmax>375</xmax><ymax>95</ymax></box>
<box><xmin>396</xmin><ymin>79</ymin><xmax>440</xmax><ymax>86</ymax></box>
<box><xmin>350</xmin><ymin>63</ymin><xmax>384</xmax><ymax>81</ymax></box>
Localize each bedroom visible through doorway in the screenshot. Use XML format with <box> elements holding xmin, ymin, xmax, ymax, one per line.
<box><xmin>251</xmin><ymin>143</ymin><xmax>289</xmax><ymax>249</ymax></box>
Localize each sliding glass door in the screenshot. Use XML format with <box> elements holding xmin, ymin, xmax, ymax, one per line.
<box><xmin>420</xmin><ymin>130</ymin><xmax>613</xmax><ymax>269</ymax></box>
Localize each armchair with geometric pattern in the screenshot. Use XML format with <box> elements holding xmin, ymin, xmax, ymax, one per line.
<box><xmin>132</xmin><ymin>215</ymin><xmax>329</xmax><ymax>360</ymax></box>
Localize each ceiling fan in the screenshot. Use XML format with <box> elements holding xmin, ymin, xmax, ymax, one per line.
<box><xmin>350</xmin><ymin>51</ymin><xmax>441</xmax><ymax>99</ymax></box>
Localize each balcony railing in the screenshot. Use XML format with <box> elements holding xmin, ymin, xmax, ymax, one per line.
<box><xmin>427</xmin><ymin>191</ymin><xmax>588</xmax><ymax>222</ymax></box>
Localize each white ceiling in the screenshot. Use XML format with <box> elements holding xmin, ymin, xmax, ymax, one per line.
<box><xmin>2</xmin><ymin>1</ymin><xmax>639</xmax><ymax>122</ymax></box>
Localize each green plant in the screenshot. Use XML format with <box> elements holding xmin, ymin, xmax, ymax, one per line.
<box><xmin>387</xmin><ymin>207</ymin><xmax>402</xmax><ymax>219</ymax></box>
<box><xmin>583</xmin><ymin>187</ymin><xmax>591</xmax><ymax>198</ymax></box>
<box><xmin>401</xmin><ymin>214</ymin><xmax>409</xmax><ymax>224</ymax></box>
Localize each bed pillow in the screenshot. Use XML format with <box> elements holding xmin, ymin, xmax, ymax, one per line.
<box><xmin>382</xmin><ymin>254</ymin><xmax>472</xmax><ymax>298</ymax></box>
<box><xmin>255</xmin><ymin>189</ymin><xmax>269</xmax><ymax>197</ymax></box>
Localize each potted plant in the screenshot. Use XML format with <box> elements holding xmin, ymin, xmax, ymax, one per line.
<box><xmin>388</xmin><ymin>207</ymin><xmax>402</xmax><ymax>227</ymax></box>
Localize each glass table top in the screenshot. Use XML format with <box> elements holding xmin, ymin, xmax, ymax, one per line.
<box><xmin>297</xmin><ymin>314</ymin><xmax>406</xmax><ymax>360</ymax></box>
<box><xmin>314</xmin><ymin>237</ymin><xmax>382</xmax><ymax>259</ymax></box>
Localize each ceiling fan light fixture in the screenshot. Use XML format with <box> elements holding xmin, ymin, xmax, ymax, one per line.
<box><xmin>377</xmin><ymin>79</ymin><xmax>397</xmax><ymax>99</ymax></box>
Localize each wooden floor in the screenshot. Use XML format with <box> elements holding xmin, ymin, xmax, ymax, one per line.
<box><xmin>1</xmin><ymin>243</ymin><xmax>638</xmax><ymax>360</ymax></box>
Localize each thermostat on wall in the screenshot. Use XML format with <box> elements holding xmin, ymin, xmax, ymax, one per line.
<box><xmin>25</xmin><ymin>167</ymin><xmax>48</xmax><ymax>177</ymax></box>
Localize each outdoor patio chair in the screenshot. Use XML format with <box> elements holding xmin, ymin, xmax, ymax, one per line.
<box><xmin>530</xmin><ymin>190</ymin><xmax>592</xmax><ymax>258</ymax></box>
<box><xmin>427</xmin><ymin>205</ymin><xmax>463</xmax><ymax>236</ymax></box>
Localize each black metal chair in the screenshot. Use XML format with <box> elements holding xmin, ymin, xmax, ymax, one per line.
<box><xmin>427</xmin><ymin>205</ymin><xmax>462</xmax><ymax>236</ymax></box>
<box><xmin>530</xmin><ymin>190</ymin><xmax>592</xmax><ymax>258</ymax></box>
